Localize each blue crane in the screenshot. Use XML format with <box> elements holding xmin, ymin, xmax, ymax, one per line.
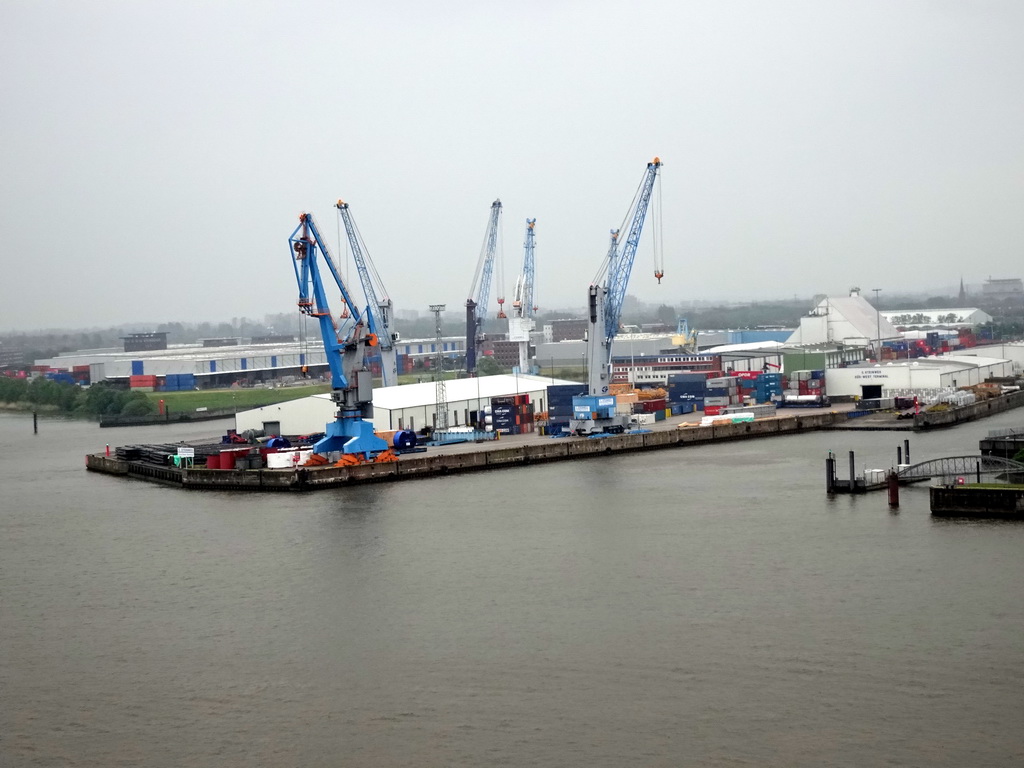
<box><xmin>465</xmin><ymin>199</ymin><xmax>503</xmax><ymax>375</ymax></box>
<box><xmin>508</xmin><ymin>218</ymin><xmax>537</xmax><ymax>373</ymax></box>
<box><xmin>335</xmin><ymin>199</ymin><xmax>399</xmax><ymax>387</ymax></box>
<box><xmin>513</xmin><ymin>218</ymin><xmax>537</xmax><ymax>320</ymax></box>
<box><xmin>288</xmin><ymin>212</ymin><xmax>391</xmax><ymax>461</ymax></box>
<box><xmin>573</xmin><ymin>157</ymin><xmax>663</xmax><ymax>434</ymax></box>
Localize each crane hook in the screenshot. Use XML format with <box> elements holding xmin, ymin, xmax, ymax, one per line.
<box><xmin>654</xmin><ymin>270</ymin><xmax>664</xmax><ymax>284</ymax></box>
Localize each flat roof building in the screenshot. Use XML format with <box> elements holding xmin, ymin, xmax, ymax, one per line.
<box><xmin>235</xmin><ymin>373</ymin><xmax>577</xmax><ymax>435</ymax></box>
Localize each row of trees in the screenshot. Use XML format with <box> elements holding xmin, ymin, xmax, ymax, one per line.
<box><xmin>0</xmin><ymin>378</ymin><xmax>154</xmax><ymax>417</ymax></box>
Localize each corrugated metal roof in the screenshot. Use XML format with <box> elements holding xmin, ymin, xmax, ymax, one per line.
<box><xmin>371</xmin><ymin>374</ymin><xmax>580</xmax><ymax>410</ymax></box>
<box><xmin>880</xmin><ymin>308</ymin><xmax>992</xmax><ymax>327</ymax></box>
<box><xmin>703</xmin><ymin>341</ymin><xmax>785</xmax><ymax>353</ymax></box>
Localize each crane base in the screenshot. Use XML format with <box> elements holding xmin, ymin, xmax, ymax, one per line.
<box><xmin>314</xmin><ymin>419</ymin><xmax>389</xmax><ymax>461</ymax></box>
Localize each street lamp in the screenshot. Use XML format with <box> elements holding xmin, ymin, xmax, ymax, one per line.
<box><xmin>872</xmin><ymin>288</ymin><xmax>882</xmax><ymax>361</ymax></box>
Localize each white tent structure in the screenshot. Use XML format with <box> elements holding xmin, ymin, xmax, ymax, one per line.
<box><xmin>785</xmin><ymin>291</ymin><xmax>899</xmax><ymax>350</ymax></box>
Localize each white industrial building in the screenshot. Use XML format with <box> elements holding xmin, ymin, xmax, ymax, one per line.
<box><xmin>880</xmin><ymin>308</ymin><xmax>992</xmax><ymax>330</ymax></box>
<box><xmin>786</xmin><ymin>292</ymin><xmax>899</xmax><ymax>349</ymax></box>
<box><xmin>535</xmin><ymin>333</ymin><xmax>680</xmax><ymax>368</ymax></box>
<box><xmin>825</xmin><ymin>354</ymin><xmax>1016</xmax><ymax>399</ymax></box>
<box><xmin>235</xmin><ymin>373</ymin><xmax>579</xmax><ymax>436</ymax></box>
<box><xmin>34</xmin><ymin>335</ymin><xmax>466</xmax><ymax>387</ymax></box>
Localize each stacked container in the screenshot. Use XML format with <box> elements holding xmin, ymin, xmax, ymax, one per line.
<box><xmin>754</xmin><ymin>372</ymin><xmax>783</xmax><ymax>402</ymax></box>
<box><xmin>703</xmin><ymin>375</ymin><xmax>742</xmax><ymax>416</ymax></box>
<box><xmin>782</xmin><ymin>370</ymin><xmax>828</xmax><ymax>405</ymax></box>
<box><xmin>129</xmin><ymin>374</ymin><xmax>159</xmax><ymax>391</ymax></box>
<box><xmin>547</xmin><ymin>384</ymin><xmax>586</xmax><ymax>434</ymax></box>
<box><xmin>666</xmin><ymin>372</ymin><xmax>714</xmax><ymax>410</ymax></box>
<box><xmin>491</xmin><ymin>394</ymin><xmax>535</xmax><ymax>435</ymax></box>
<box><xmin>162</xmin><ymin>373</ymin><xmax>197</xmax><ymax>392</ymax></box>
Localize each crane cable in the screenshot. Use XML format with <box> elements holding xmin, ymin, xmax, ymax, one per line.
<box><xmin>653</xmin><ymin>172</ymin><xmax>664</xmax><ymax>283</ymax></box>
<box><xmin>349</xmin><ymin>214</ymin><xmax>390</xmax><ymax>301</ymax></box>
<box><xmin>592</xmin><ymin>176</ymin><xmax>644</xmax><ymax>286</ymax></box>
<box><xmin>495</xmin><ymin>214</ymin><xmax>506</xmax><ymax>318</ymax></box>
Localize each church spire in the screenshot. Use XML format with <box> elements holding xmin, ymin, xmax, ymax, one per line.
<box><xmin>958</xmin><ymin>276</ymin><xmax>967</xmax><ymax>304</ymax></box>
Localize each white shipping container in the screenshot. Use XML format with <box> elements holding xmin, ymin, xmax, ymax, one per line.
<box><xmin>864</xmin><ymin>469</ymin><xmax>886</xmax><ymax>484</ymax></box>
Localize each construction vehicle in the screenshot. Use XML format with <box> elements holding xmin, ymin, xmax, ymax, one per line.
<box><xmin>465</xmin><ymin>200</ymin><xmax>503</xmax><ymax>375</ymax></box>
<box><xmin>508</xmin><ymin>218</ymin><xmax>537</xmax><ymax>374</ymax></box>
<box><xmin>571</xmin><ymin>157</ymin><xmax>663</xmax><ymax>435</ymax></box>
<box><xmin>288</xmin><ymin>212</ymin><xmax>392</xmax><ymax>462</ymax></box>
<box><xmin>335</xmin><ymin>199</ymin><xmax>400</xmax><ymax>386</ymax></box>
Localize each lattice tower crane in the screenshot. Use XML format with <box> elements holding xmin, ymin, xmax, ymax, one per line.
<box><xmin>508</xmin><ymin>218</ymin><xmax>537</xmax><ymax>373</ymax></box>
<box><xmin>464</xmin><ymin>199</ymin><xmax>504</xmax><ymax>375</ymax></box>
<box><xmin>335</xmin><ymin>200</ymin><xmax>399</xmax><ymax>387</ymax></box>
<box><xmin>571</xmin><ymin>157</ymin><xmax>664</xmax><ymax>435</ymax></box>
<box><xmin>288</xmin><ymin>212</ymin><xmax>391</xmax><ymax>461</ymax></box>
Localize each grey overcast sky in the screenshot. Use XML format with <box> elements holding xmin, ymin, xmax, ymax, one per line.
<box><xmin>2</xmin><ymin>0</ymin><xmax>1023</xmax><ymax>331</ymax></box>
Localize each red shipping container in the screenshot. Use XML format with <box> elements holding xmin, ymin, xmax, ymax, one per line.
<box><xmin>703</xmin><ymin>405</ymin><xmax>723</xmax><ymax>416</ymax></box>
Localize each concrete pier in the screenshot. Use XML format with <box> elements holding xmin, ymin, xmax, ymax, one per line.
<box><xmin>930</xmin><ymin>485</ymin><xmax>1024</xmax><ymax>518</ymax></box>
<box><xmin>87</xmin><ymin>411</ymin><xmax>847</xmax><ymax>492</ymax></box>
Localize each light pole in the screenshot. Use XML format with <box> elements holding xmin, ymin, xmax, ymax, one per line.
<box><xmin>630</xmin><ymin>336</ymin><xmax>635</xmax><ymax>386</ymax></box>
<box><xmin>429</xmin><ymin>304</ymin><xmax>448</xmax><ymax>430</ymax></box>
<box><xmin>872</xmin><ymin>288</ymin><xmax>882</xmax><ymax>361</ymax></box>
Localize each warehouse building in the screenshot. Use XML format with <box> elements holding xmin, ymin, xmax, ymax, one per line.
<box><xmin>235</xmin><ymin>373</ymin><xmax>579</xmax><ymax>436</ymax></box>
<box><xmin>824</xmin><ymin>354</ymin><xmax>1015</xmax><ymax>399</ymax></box>
<box><xmin>881</xmin><ymin>308</ymin><xmax>993</xmax><ymax>330</ymax></box>
<box><xmin>33</xmin><ymin>335</ymin><xmax>468</xmax><ymax>388</ymax></box>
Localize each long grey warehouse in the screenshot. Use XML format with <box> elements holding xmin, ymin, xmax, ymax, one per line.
<box><xmin>234</xmin><ymin>373</ymin><xmax>580</xmax><ymax>435</ymax></box>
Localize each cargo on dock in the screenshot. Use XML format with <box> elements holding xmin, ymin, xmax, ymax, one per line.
<box><xmin>87</xmin><ymin>410</ymin><xmax>849</xmax><ymax>491</ymax></box>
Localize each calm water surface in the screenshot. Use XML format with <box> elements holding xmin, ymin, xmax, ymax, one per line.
<box><xmin>2</xmin><ymin>412</ymin><xmax>1023</xmax><ymax>766</ymax></box>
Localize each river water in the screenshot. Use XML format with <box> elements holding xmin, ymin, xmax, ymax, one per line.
<box><xmin>2</xmin><ymin>411</ymin><xmax>1023</xmax><ymax>767</ymax></box>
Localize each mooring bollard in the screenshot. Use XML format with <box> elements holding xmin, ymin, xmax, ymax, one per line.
<box><xmin>826</xmin><ymin>450</ymin><xmax>836</xmax><ymax>495</ymax></box>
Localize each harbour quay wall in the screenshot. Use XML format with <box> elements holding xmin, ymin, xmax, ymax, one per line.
<box><xmin>930</xmin><ymin>485</ymin><xmax>1024</xmax><ymax>518</ymax></box>
<box><xmin>87</xmin><ymin>411</ymin><xmax>846</xmax><ymax>491</ymax></box>
<box><xmin>915</xmin><ymin>390</ymin><xmax>1024</xmax><ymax>431</ymax></box>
